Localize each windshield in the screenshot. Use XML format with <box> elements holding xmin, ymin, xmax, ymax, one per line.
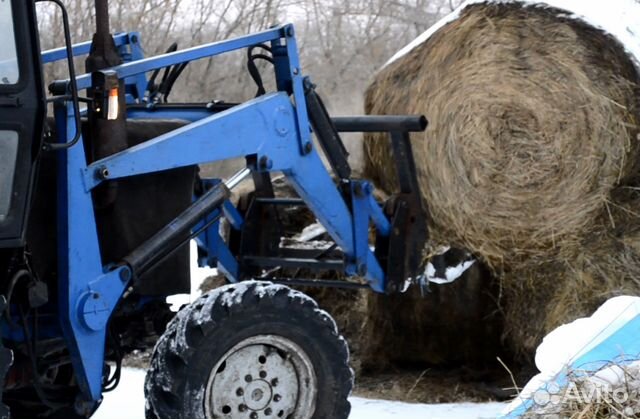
<box><xmin>0</xmin><ymin>0</ymin><xmax>19</xmax><ymax>85</ymax></box>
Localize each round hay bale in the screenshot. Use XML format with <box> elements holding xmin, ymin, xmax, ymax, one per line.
<box><xmin>363</xmin><ymin>1</ymin><xmax>640</xmax><ymax>364</ymax></box>
<box><xmin>504</xmin><ymin>192</ymin><xmax>640</xmax><ymax>356</ymax></box>
<box><xmin>364</xmin><ymin>2</ymin><xmax>640</xmax><ymax>267</ymax></box>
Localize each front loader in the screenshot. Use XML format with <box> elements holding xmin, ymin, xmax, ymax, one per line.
<box><xmin>0</xmin><ymin>1</ymin><xmax>429</xmax><ymax>418</ymax></box>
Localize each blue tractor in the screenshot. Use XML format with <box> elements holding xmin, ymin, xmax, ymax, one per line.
<box><xmin>0</xmin><ymin>1</ymin><xmax>428</xmax><ymax>418</ymax></box>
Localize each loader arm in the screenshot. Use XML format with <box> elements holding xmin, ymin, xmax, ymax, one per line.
<box><xmin>50</xmin><ymin>23</ymin><xmax>427</xmax><ymax>405</ymax></box>
<box><xmin>0</xmin><ymin>1</ymin><xmax>428</xmax><ymax>415</ymax></box>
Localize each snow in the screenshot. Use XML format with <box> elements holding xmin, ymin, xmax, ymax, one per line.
<box><xmin>385</xmin><ymin>0</ymin><xmax>640</xmax><ymax>71</ymax></box>
<box><xmin>293</xmin><ymin>222</ymin><xmax>327</xmax><ymax>242</ymax></box>
<box><xmin>535</xmin><ymin>296</ymin><xmax>640</xmax><ymax>374</ymax></box>
<box><xmin>166</xmin><ymin>240</ymin><xmax>216</xmax><ymax>311</ymax></box>
<box><xmin>426</xmin><ymin>259</ymin><xmax>476</xmax><ymax>285</ymax></box>
<box><xmin>423</xmin><ymin>246</ymin><xmax>476</xmax><ymax>285</ymax></box>
<box><xmin>502</xmin><ymin>296</ymin><xmax>640</xmax><ymax>417</ymax></box>
<box><xmin>588</xmin><ymin>361</ymin><xmax>640</xmax><ymax>391</ymax></box>
<box><xmin>93</xmin><ymin>368</ymin><xmax>507</xmax><ymax>419</ymax></box>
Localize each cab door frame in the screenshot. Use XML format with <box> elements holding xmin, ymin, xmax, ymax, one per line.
<box><xmin>0</xmin><ymin>0</ymin><xmax>46</xmax><ymax>247</ymax></box>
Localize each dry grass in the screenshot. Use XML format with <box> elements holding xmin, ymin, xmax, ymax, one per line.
<box><xmin>354</xmin><ymin>367</ymin><xmax>513</xmax><ymax>403</ymax></box>
<box><xmin>363</xmin><ymin>2</ymin><xmax>640</xmax><ymax>359</ymax></box>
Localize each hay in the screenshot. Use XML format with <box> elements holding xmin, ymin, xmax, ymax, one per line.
<box><xmin>364</xmin><ymin>3</ymin><xmax>639</xmax><ymax>267</ymax></box>
<box><xmin>363</xmin><ymin>2</ymin><xmax>640</xmax><ymax>361</ymax></box>
<box><xmin>362</xmin><ymin>262</ymin><xmax>505</xmax><ymax>369</ymax></box>
<box><xmin>503</xmin><ymin>194</ymin><xmax>640</xmax><ymax>356</ymax></box>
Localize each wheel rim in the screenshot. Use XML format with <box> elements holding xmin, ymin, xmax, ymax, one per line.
<box><xmin>204</xmin><ymin>335</ymin><xmax>317</xmax><ymax>419</ymax></box>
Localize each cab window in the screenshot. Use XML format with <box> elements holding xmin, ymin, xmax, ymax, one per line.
<box><xmin>0</xmin><ymin>0</ymin><xmax>19</xmax><ymax>85</ymax></box>
<box><xmin>0</xmin><ymin>130</ymin><xmax>18</xmax><ymax>220</ymax></box>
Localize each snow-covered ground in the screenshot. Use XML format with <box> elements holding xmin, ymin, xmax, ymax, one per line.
<box><xmin>92</xmin><ymin>368</ymin><xmax>507</xmax><ymax>419</ymax></box>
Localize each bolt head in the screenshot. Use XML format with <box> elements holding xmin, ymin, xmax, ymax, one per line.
<box><xmin>236</xmin><ymin>388</ymin><xmax>244</xmax><ymax>397</ymax></box>
<box><xmin>119</xmin><ymin>268</ymin><xmax>131</xmax><ymax>282</ymax></box>
<box><xmin>303</xmin><ymin>142</ymin><xmax>313</xmax><ymax>154</ymax></box>
<box><xmin>239</xmin><ymin>404</ymin><xmax>247</xmax><ymax>412</ymax></box>
<box><xmin>274</xmin><ymin>394</ymin><xmax>281</xmax><ymax>402</ymax></box>
<box><xmin>270</xmin><ymin>378</ymin><xmax>278</xmax><ymax>387</ymax></box>
<box><xmin>98</xmin><ymin>166</ymin><xmax>110</xmax><ymax>180</ymax></box>
<box><xmin>265</xmin><ymin>408</ymin><xmax>272</xmax><ymax>416</ymax></box>
<box><xmin>302</xmin><ymin>77</ymin><xmax>314</xmax><ymax>90</ymax></box>
<box><xmin>250</xmin><ymin>412</ymin><xmax>258</xmax><ymax>419</ymax></box>
<box><xmin>245</xmin><ymin>374</ymin><xmax>253</xmax><ymax>383</ymax></box>
<box><xmin>259</xmin><ymin>371</ymin><xmax>267</xmax><ymax>379</ymax></box>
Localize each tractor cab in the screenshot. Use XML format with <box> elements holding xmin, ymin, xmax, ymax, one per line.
<box><xmin>0</xmin><ymin>0</ymin><xmax>45</xmax><ymax>247</ymax></box>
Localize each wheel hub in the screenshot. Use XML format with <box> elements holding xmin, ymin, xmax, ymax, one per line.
<box><xmin>205</xmin><ymin>335</ymin><xmax>317</xmax><ymax>419</ymax></box>
<box><xmin>244</xmin><ymin>380</ymin><xmax>272</xmax><ymax>411</ymax></box>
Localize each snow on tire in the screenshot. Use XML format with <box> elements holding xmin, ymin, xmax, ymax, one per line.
<box><xmin>144</xmin><ymin>281</ymin><xmax>353</xmax><ymax>419</ymax></box>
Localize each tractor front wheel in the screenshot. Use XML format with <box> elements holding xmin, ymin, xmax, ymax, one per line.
<box><xmin>144</xmin><ymin>281</ymin><xmax>353</xmax><ymax>419</ymax></box>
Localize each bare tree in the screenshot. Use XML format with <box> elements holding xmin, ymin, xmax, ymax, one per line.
<box><xmin>35</xmin><ymin>0</ymin><xmax>455</xmax><ymax>110</ymax></box>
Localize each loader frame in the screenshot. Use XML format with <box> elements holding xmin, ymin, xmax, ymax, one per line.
<box><xmin>42</xmin><ymin>24</ymin><xmax>427</xmax><ymax>406</ymax></box>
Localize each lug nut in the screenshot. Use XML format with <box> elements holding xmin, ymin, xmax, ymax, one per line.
<box><xmin>236</xmin><ymin>388</ymin><xmax>244</xmax><ymax>396</ymax></box>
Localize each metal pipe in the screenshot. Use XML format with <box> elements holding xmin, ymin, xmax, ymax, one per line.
<box><xmin>331</xmin><ymin>115</ymin><xmax>428</xmax><ymax>133</ymax></box>
<box><xmin>37</xmin><ymin>0</ymin><xmax>82</xmax><ymax>151</ymax></box>
<box><xmin>94</xmin><ymin>0</ymin><xmax>110</xmax><ymax>37</ymax></box>
<box><xmin>265</xmin><ymin>278</ymin><xmax>370</xmax><ymax>290</ymax></box>
<box><xmin>254</xmin><ymin>198</ymin><xmax>306</xmax><ymax>206</ymax></box>
<box><xmin>224</xmin><ymin>167</ymin><xmax>252</xmax><ymax>190</ymax></box>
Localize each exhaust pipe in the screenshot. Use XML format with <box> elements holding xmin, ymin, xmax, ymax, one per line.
<box><xmin>86</xmin><ymin>0</ymin><xmax>128</xmax><ymax>208</ymax></box>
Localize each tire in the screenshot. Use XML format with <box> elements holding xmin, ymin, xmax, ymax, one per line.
<box><xmin>144</xmin><ymin>281</ymin><xmax>353</xmax><ymax>419</ymax></box>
